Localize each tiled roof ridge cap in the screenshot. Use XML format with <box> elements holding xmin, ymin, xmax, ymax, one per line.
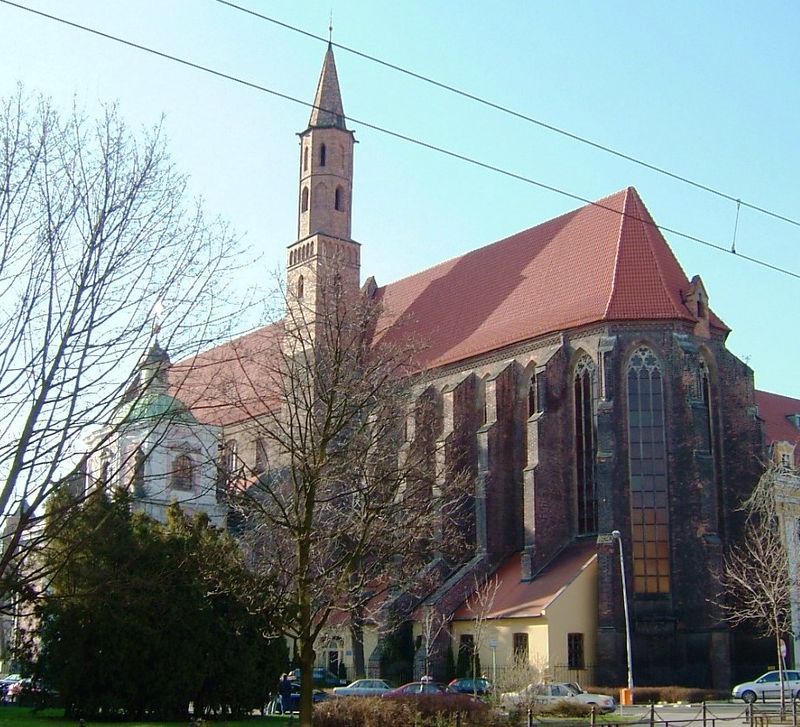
<box><xmin>602</xmin><ymin>187</ymin><xmax>631</xmax><ymax>320</ymax></box>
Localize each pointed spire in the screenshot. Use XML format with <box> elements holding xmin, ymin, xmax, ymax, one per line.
<box><xmin>308</xmin><ymin>44</ymin><xmax>347</xmax><ymax>130</ymax></box>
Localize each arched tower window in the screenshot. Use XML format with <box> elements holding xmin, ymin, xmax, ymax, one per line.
<box><xmin>297</xmin><ymin>274</ymin><xmax>304</xmax><ymax>300</ymax></box>
<box><xmin>334</xmin><ymin>186</ymin><xmax>343</xmax><ymax>211</ymax></box>
<box><xmin>627</xmin><ymin>345</ymin><xmax>670</xmax><ymax>594</ymax></box>
<box><xmin>171</xmin><ymin>454</ymin><xmax>194</xmax><ymax>491</ymax></box>
<box><xmin>301</xmin><ymin>186</ymin><xmax>309</xmax><ymax>213</ymax></box>
<box><xmin>574</xmin><ymin>355</ymin><xmax>597</xmax><ymax>534</ymax></box>
<box><xmin>320</xmin><ymin>143</ymin><xmax>327</xmax><ymax>167</ymax></box>
<box><xmin>303</xmin><ymin>146</ymin><xmax>309</xmax><ymax>171</ymax></box>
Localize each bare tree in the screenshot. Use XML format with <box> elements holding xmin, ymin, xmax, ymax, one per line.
<box><xmin>464</xmin><ymin>574</ymin><xmax>501</xmax><ymax>693</ymax></box>
<box><xmin>419</xmin><ymin>605</ymin><xmax>452</xmax><ymax>678</ymax></box>
<box><xmin>717</xmin><ymin>467</ymin><xmax>794</xmax><ymax>711</ymax></box>
<box><xmin>204</xmin><ymin>264</ymin><xmax>469</xmax><ymax>727</ymax></box>
<box><xmin>0</xmin><ymin>88</ymin><xmax>238</xmax><ymax>607</ymax></box>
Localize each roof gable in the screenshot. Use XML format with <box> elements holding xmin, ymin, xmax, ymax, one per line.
<box><xmin>376</xmin><ymin>188</ymin><xmax>724</xmax><ymax>369</ymax></box>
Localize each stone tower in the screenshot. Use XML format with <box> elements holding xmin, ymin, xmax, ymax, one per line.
<box><xmin>286</xmin><ymin>44</ymin><xmax>360</xmax><ymax>336</ymax></box>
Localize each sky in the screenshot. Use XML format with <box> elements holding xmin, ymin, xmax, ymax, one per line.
<box><xmin>1</xmin><ymin>0</ymin><xmax>798</xmax><ymax>398</ymax></box>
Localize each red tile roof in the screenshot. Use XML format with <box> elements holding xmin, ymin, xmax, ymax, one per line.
<box><xmin>170</xmin><ymin>323</ymin><xmax>284</xmax><ymax>426</ymax></box>
<box><xmin>756</xmin><ymin>390</ymin><xmax>800</xmax><ymax>446</ymax></box>
<box><xmin>170</xmin><ymin>188</ymin><xmax>731</xmax><ymax>424</ymax></box>
<box><xmin>452</xmin><ymin>540</ymin><xmax>597</xmax><ymax>620</ymax></box>
<box><xmin>375</xmin><ymin>187</ymin><xmax>727</xmax><ymax>369</ymax></box>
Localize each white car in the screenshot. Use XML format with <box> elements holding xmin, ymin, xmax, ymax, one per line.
<box><xmin>501</xmin><ymin>682</ymin><xmax>616</xmax><ymax>713</ymax></box>
<box><xmin>333</xmin><ymin>678</ymin><xmax>393</xmax><ymax>697</ymax></box>
<box><xmin>732</xmin><ymin>671</ymin><xmax>800</xmax><ymax>703</ymax></box>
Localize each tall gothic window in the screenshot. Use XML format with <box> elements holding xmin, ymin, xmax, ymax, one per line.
<box><xmin>627</xmin><ymin>345</ymin><xmax>670</xmax><ymax>594</ymax></box>
<box><xmin>699</xmin><ymin>358</ymin><xmax>713</xmax><ymax>453</ymax></box>
<box><xmin>320</xmin><ymin>143</ymin><xmax>327</xmax><ymax>167</ymax></box>
<box><xmin>527</xmin><ymin>369</ymin><xmax>537</xmax><ymax>417</ymax></box>
<box><xmin>574</xmin><ymin>355</ymin><xmax>597</xmax><ymax>534</ymax></box>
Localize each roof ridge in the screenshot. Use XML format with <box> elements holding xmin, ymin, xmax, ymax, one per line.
<box><xmin>602</xmin><ymin>187</ymin><xmax>630</xmax><ymax>319</ymax></box>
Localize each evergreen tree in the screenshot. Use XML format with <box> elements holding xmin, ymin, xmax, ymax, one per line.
<box><xmin>30</xmin><ymin>489</ymin><xmax>285</xmax><ymax>719</ymax></box>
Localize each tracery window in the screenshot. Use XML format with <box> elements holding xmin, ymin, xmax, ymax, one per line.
<box><xmin>627</xmin><ymin>345</ymin><xmax>670</xmax><ymax>593</ymax></box>
<box><xmin>574</xmin><ymin>355</ymin><xmax>597</xmax><ymax>534</ymax></box>
<box><xmin>171</xmin><ymin>454</ymin><xmax>194</xmax><ymax>491</ymax></box>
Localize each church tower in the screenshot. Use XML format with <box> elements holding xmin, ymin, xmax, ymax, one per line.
<box><xmin>287</xmin><ymin>44</ymin><xmax>360</xmax><ymax>331</ymax></box>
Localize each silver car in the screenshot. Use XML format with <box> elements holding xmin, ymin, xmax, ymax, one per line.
<box><xmin>501</xmin><ymin>682</ymin><xmax>616</xmax><ymax>713</ymax></box>
<box><xmin>732</xmin><ymin>671</ymin><xmax>800</xmax><ymax>703</ymax></box>
<box><xmin>333</xmin><ymin>679</ymin><xmax>392</xmax><ymax>697</ymax></box>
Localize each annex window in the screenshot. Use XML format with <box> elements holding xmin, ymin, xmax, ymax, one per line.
<box><xmin>567</xmin><ymin>633</ymin><xmax>585</xmax><ymax>669</ymax></box>
<box><xmin>627</xmin><ymin>345</ymin><xmax>670</xmax><ymax>594</ymax></box>
<box><xmin>513</xmin><ymin>632</ymin><xmax>529</xmax><ymax>661</ymax></box>
<box><xmin>171</xmin><ymin>454</ymin><xmax>194</xmax><ymax>491</ymax></box>
<box><xmin>574</xmin><ymin>355</ymin><xmax>597</xmax><ymax>534</ymax></box>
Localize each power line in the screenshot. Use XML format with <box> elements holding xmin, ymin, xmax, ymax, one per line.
<box><xmin>215</xmin><ymin>0</ymin><xmax>800</xmax><ymax>232</ymax></box>
<box><xmin>1</xmin><ymin>0</ymin><xmax>797</xmax><ymax>281</ymax></box>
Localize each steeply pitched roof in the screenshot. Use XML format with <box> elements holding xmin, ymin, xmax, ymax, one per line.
<box><xmin>452</xmin><ymin>539</ymin><xmax>597</xmax><ymax>620</ymax></box>
<box><xmin>756</xmin><ymin>389</ymin><xmax>800</xmax><ymax>446</ymax></box>
<box><xmin>308</xmin><ymin>44</ymin><xmax>347</xmax><ymax>130</ymax></box>
<box><xmin>375</xmin><ymin>187</ymin><xmax>727</xmax><ymax>369</ymax></box>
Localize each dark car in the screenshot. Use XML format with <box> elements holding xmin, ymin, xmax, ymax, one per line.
<box><xmin>290</xmin><ymin>667</ymin><xmax>347</xmax><ymax>687</ymax></box>
<box><xmin>383</xmin><ymin>681</ymin><xmax>454</xmax><ymax>698</ymax></box>
<box><xmin>271</xmin><ymin>681</ymin><xmax>328</xmax><ymax>714</ymax></box>
<box><xmin>448</xmin><ymin>677</ymin><xmax>492</xmax><ymax>696</ymax></box>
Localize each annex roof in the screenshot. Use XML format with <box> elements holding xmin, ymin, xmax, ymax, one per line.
<box><xmin>452</xmin><ymin>539</ymin><xmax>597</xmax><ymax>620</ymax></box>
<box><xmin>375</xmin><ymin>187</ymin><xmax>727</xmax><ymax>369</ymax></box>
<box><xmin>756</xmin><ymin>389</ymin><xmax>800</xmax><ymax>446</ymax></box>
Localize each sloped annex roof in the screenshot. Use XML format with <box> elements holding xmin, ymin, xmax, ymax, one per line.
<box><xmin>756</xmin><ymin>390</ymin><xmax>800</xmax><ymax>446</ymax></box>
<box><xmin>375</xmin><ymin>187</ymin><xmax>727</xmax><ymax>369</ymax></box>
<box><xmin>452</xmin><ymin>539</ymin><xmax>597</xmax><ymax>620</ymax></box>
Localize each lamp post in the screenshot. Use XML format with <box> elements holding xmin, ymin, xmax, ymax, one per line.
<box><xmin>612</xmin><ymin>530</ymin><xmax>634</xmax><ymax>692</ymax></box>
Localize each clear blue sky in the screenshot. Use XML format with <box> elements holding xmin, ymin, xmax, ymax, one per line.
<box><xmin>1</xmin><ymin>1</ymin><xmax>798</xmax><ymax>398</ymax></box>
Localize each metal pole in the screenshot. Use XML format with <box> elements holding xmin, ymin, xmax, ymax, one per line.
<box><xmin>612</xmin><ymin>530</ymin><xmax>634</xmax><ymax>692</ymax></box>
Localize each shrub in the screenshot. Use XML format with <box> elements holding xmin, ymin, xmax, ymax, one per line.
<box><xmin>592</xmin><ymin>685</ymin><xmax>729</xmax><ymax>704</ymax></box>
<box><xmin>314</xmin><ymin>695</ymin><xmax>506</xmax><ymax>727</ymax></box>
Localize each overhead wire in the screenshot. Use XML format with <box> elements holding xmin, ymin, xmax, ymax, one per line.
<box><xmin>215</xmin><ymin>0</ymin><xmax>800</xmax><ymax>232</ymax></box>
<box><xmin>0</xmin><ymin>0</ymin><xmax>797</xmax><ymax>281</ymax></box>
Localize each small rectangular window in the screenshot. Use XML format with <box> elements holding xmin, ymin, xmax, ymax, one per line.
<box><xmin>567</xmin><ymin>633</ymin><xmax>585</xmax><ymax>670</ymax></box>
<box><xmin>513</xmin><ymin>632</ymin><xmax>529</xmax><ymax>661</ymax></box>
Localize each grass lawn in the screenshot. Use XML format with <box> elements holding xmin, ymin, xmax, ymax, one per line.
<box><xmin>0</xmin><ymin>707</ymin><xmax>294</xmax><ymax>727</ymax></box>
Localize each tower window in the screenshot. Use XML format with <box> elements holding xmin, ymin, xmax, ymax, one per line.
<box><xmin>627</xmin><ymin>345</ymin><xmax>670</xmax><ymax>594</ymax></box>
<box><xmin>574</xmin><ymin>355</ymin><xmax>597</xmax><ymax>534</ymax></box>
<box><xmin>297</xmin><ymin>275</ymin><xmax>304</xmax><ymax>300</ymax></box>
<box><xmin>301</xmin><ymin>186</ymin><xmax>309</xmax><ymax>213</ymax></box>
<box><xmin>320</xmin><ymin>143</ymin><xmax>327</xmax><ymax>167</ymax></box>
<box><xmin>334</xmin><ymin>186</ymin><xmax>343</xmax><ymax>211</ymax></box>
<box><xmin>303</xmin><ymin>146</ymin><xmax>309</xmax><ymax>171</ymax></box>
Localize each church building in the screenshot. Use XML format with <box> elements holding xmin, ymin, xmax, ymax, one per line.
<box><xmin>99</xmin><ymin>45</ymin><xmax>799</xmax><ymax>688</ymax></box>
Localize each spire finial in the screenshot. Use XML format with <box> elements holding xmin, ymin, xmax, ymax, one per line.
<box><xmin>328</xmin><ymin>11</ymin><xmax>333</xmax><ymax>44</ymax></box>
<box><xmin>151</xmin><ymin>298</ymin><xmax>164</xmax><ymax>338</ymax></box>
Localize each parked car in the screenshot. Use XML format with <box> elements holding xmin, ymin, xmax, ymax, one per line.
<box><xmin>732</xmin><ymin>671</ymin><xmax>800</xmax><ymax>703</ymax></box>
<box><xmin>500</xmin><ymin>682</ymin><xmax>616</xmax><ymax>713</ymax></box>
<box><xmin>290</xmin><ymin>667</ymin><xmax>347</xmax><ymax>687</ymax></box>
<box><xmin>0</xmin><ymin>674</ymin><xmax>22</xmax><ymax>704</ymax></box>
<box><xmin>333</xmin><ymin>678</ymin><xmax>393</xmax><ymax>697</ymax></box>
<box><xmin>448</xmin><ymin>677</ymin><xmax>492</xmax><ymax>696</ymax></box>
<box><xmin>382</xmin><ymin>681</ymin><xmax>454</xmax><ymax>698</ymax></box>
<box><xmin>270</xmin><ymin>681</ymin><xmax>329</xmax><ymax>714</ymax></box>
<box><xmin>4</xmin><ymin>678</ymin><xmax>57</xmax><ymax>707</ymax></box>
